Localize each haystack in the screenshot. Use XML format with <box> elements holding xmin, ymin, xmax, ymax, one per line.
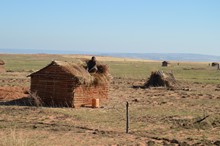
<box><xmin>28</xmin><ymin>60</ymin><xmax>111</xmax><ymax>107</ymax></box>
<box><xmin>144</xmin><ymin>71</ymin><xmax>176</xmax><ymax>88</ymax></box>
<box><xmin>0</xmin><ymin>59</ymin><xmax>5</xmax><ymax>73</ymax></box>
<box><xmin>0</xmin><ymin>59</ymin><xmax>5</xmax><ymax>65</ymax></box>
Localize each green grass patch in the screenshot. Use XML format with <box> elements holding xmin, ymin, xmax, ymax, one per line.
<box><xmin>1</xmin><ymin>54</ymin><xmax>220</xmax><ymax>84</ymax></box>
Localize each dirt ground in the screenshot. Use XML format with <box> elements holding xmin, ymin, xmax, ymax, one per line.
<box><xmin>0</xmin><ymin>73</ymin><xmax>220</xmax><ymax>145</ymax></box>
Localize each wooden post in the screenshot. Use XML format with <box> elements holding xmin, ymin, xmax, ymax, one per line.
<box><xmin>126</xmin><ymin>101</ymin><xmax>129</xmax><ymax>133</ymax></box>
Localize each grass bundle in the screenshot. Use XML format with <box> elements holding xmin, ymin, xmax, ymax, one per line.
<box><xmin>144</xmin><ymin>71</ymin><xmax>176</xmax><ymax>88</ymax></box>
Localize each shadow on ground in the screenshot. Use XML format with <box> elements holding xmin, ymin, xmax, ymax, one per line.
<box><xmin>0</xmin><ymin>97</ymin><xmax>34</xmax><ymax>106</ymax></box>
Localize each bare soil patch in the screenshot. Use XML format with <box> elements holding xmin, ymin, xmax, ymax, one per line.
<box><xmin>0</xmin><ymin>72</ymin><xmax>220</xmax><ymax>145</ymax></box>
<box><xmin>0</xmin><ymin>86</ymin><xmax>29</xmax><ymax>101</ymax></box>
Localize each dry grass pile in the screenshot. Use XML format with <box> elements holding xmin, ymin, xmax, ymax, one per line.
<box><xmin>92</xmin><ymin>65</ymin><xmax>112</xmax><ymax>85</ymax></box>
<box><xmin>81</xmin><ymin>59</ymin><xmax>109</xmax><ymax>73</ymax></box>
<box><xmin>0</xmin><ymin>59</ymin><xmax>5</xmax><ymax>65</ymax></box>
<box><xmin>97</xmin><ymin>64</ymin><xmax>108</xmax><ymax>74</ymax></box>
<box><xmin>44</xmin><ymin>60</ymin><xmax>111</xmax><ymax>86</ymax></box>
<box><xmin>54</xmin><ymin>61</ymin><xmax>94</xmax><ymax>84</ymax></box>
<box><xmin>144</xmin><ymin>71</ymin><xmax>176</xmax><ymax>88</ymax></box>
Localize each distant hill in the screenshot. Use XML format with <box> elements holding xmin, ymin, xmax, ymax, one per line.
<box><xmin>1</xmin><ymin>48</ymin><xmax>220</xmax><ymax>62</ymax></box>
<box><xmin>100</xmin><ymin>53</ymin><xmax>220</xmax><ymax>62</ymax></box>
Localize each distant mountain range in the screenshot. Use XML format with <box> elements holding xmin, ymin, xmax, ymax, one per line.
<box><xmin>1</xmin><ymin>48</ymin><xmax>220</xmax><ymax>62</ymax></box>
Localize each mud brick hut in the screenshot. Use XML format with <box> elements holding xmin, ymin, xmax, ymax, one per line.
<box><xmin>0</xmin><ymin>59</ymin><xmax>5</xmax><ymax>73</ymax></box>
<box><xmin>28</xmin><ymin>60</ymin><xmax>111</xmax><ymax>107</ymax></box>
<box><xmin>162</xmin><ymin>61</ymin><xmax>170</xmax><ymax>67</ymax></box>
<box><xmin>211</xmin><ymin>62</ymin><xmax>219</xmax><ymax>66</ymax></box>
<box><xmin>211</xmin><ymin>62</ymin><xmax>220</xmax><ymax>70</ymax></box>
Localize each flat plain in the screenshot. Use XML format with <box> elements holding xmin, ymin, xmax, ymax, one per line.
<box><xmin>0</xmin><ymin>54</ymin><xmax>220</xmax><ymax>146</ymax></box>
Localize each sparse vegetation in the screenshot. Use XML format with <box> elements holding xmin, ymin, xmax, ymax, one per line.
<box><xmin>0</xmin><ymin>54</ymin><xmax>220</xmax><ymax>145</ymax></box>
<box><xmin>29</xmin><ymin>92</ymin><xmax>43</xmax><ymax>107</ymax></box>
<box><xmin>1</xmin><ymin>128</ymin><xmax>36</xmax><ymax>146</ymax></box>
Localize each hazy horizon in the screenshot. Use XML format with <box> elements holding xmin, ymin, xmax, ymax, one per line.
<box><xmin>1</xmin><ymin>48</ymin><xmax>220</xmax><ymax>56</ymax></box>
<box><xmin>1</xmin><ymin>48</ymin><xmax>220</xmax><ymax>62</ymax></box>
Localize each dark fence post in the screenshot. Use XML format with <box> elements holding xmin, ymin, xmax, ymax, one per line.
<box><xmin>126</xmin><ymin>101</ymin><xmax>129</xmax><ymax>133</ymax></box>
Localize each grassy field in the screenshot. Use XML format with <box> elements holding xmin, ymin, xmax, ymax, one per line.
<box><xmin>1</xmin><ymin>54</ymin><xmax>220</xmax><ymax>83</ymax></box>
<box><xmin>0</xmin><ymin>54</ymin><xmax>220</xmax><ymax>146</ymax></box>
<box><xmin>106</xmin><ymin>61</ymin><xmax>220</xmax><ymax>83</ymax></box>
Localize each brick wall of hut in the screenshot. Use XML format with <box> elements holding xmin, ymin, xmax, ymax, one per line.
<box><xmin>30</xmin><ymin>63</ymin><xmax>109</xmax><ymax>107</ymax></box>
<box><xmin>73</xmin><ymin>85</ymin><xmax>109</xmax><ymax>107</ymax></box>
<box><xmin>30</xmin><ymin>64</ymin><xmax>78</xmax><ymax>107</ymax></box>
<box><xmin>31</xmin><ymin>75</ymin><xmax>109</xmax><ymax>107</ymax></box>
<box><xmin>30</xmin><ymin>74</ymin><xmax>77</xmax><ymax>107</ymax></box>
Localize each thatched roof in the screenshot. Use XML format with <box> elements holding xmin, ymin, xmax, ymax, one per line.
<box><xmin>0</xmin><ymin>59</ymin><xmax>5</xmax><ymax>65</ymax></box>
<box><xmin>29</xmin><ymin>60</ymin><xmax>111</xmax><ymax>85</ymax></box>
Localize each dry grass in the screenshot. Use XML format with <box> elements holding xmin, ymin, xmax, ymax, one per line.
<box><xmin>1</xmin><ymin>54</ymin><xmax>220</xmax><ymax>145</ymax></box>
<box><xmin>143</xmin><ymin>71</ymin><xmax>176</xmax><ymax>88</ymax></box>
<box><xmin>0</xmin><ymin>128</ymin><xmax>35</xmax><ymax>146</ymax></box>
<box><xmin>29</xmin><ymin>92</ymin><xmax>43</xmax><ymax>107</ymax></box>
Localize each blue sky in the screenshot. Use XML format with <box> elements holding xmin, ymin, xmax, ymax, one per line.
<box><xmin>0</xmin><ymin>0</ymin><xmax>220</xmax><ymax>55</ymax></box>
